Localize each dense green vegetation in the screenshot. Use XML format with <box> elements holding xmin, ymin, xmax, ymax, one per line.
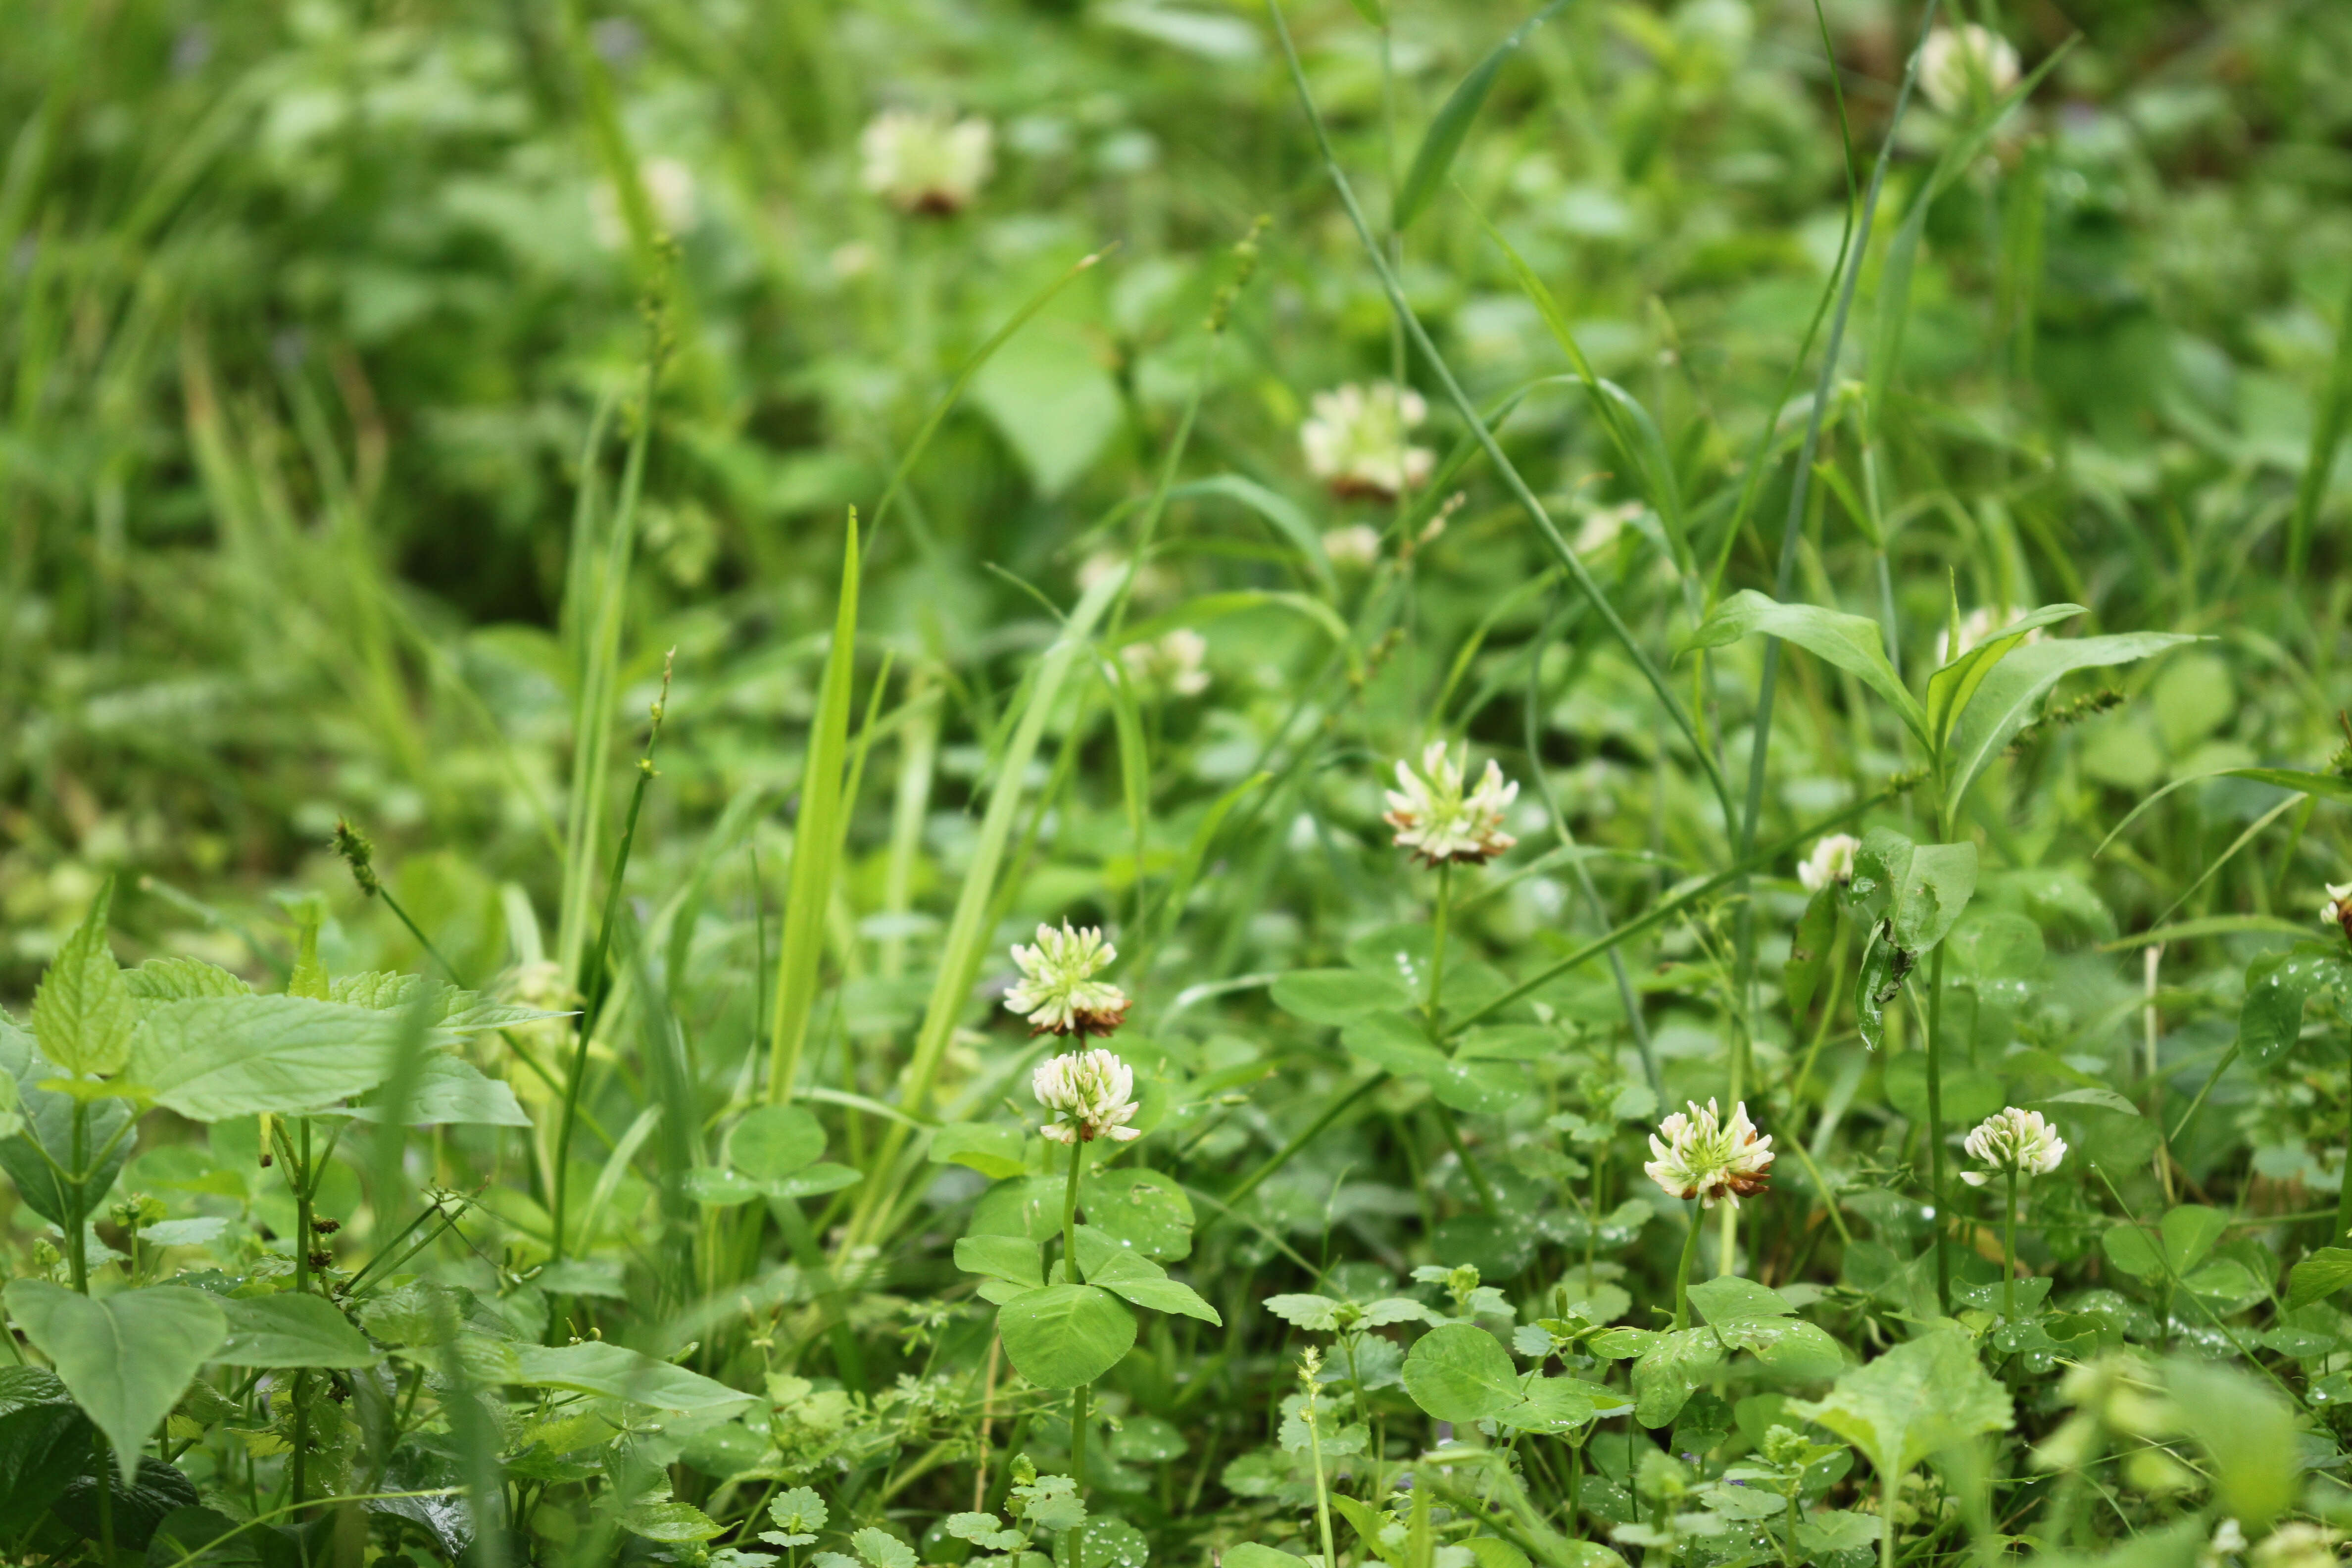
<box><xmin>5</xmin><ymin>0</ymin><xmax>2352</xmax><ymax>1565</ymax></box>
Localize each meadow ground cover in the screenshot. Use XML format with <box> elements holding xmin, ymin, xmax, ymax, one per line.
<box><xmin>3</xmin><ymin>0</ymin><xmax>2352</xmax><ymax>1565</ymax></box>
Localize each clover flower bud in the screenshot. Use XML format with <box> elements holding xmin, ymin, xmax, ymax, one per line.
<box><xmin>1032</xmin><ymin>1048</ymin><xmax>1141</xmax><ymax>1144</ymax></box>
<box><xmin>1797</xmin><ymin>833</ymin><xmax>1860</xmax><ymax>894</ymax></box>
<box><xmin>1321</xmin><ymin>524</ymin><xmax>1383</xmax><ymax>570</ymax></box>
<box><xmin>1301</xmin><ymin>381</ymin><xmax>1434</xmax><ymax>501</ymax></box>
<box><xmin>2251</xmin><ymin>1523</ymin><xmax>2345</xmax><ymax>1568</ymax></box>
<box><xmin>1383</xmin><ymin>742</ymin><xmax>1518</xmax><ymax>866</ymax></box>
<box><xmin>1004</xmin><ymin>922</ymin><xmax>1130</xmax><ymax>1037</ymax></box>
<box><xmin>1960</xmin><ymin>1106</ymin><xmax>2066</xmax><ymax>1186</ymax></box>
<box><xmin>1918</xmin><ymin>24</ymin><xmax>2021</xmax><ymax>116</ymax></box>
<box><xmin>860</xmin><ymin>109</ymin><xmax>993</xmax><ymax>215</ymax></box>
<box><xmin>1645</xmin><ymin>1099</ymin><xmax>1775</xmax><ymax>1209</ymax></box>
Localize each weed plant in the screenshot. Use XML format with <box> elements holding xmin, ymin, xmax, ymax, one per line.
<box><xmin>3</xmin><ymin>1</ymin><xmax>2352</xmax><ymax>1567</ymax></box>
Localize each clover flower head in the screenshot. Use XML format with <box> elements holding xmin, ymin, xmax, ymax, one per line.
<box><xmin>1301</xmin><ymin>381</ymin><xmax>1434</xmax><ymax>500</ymax></box>
<box><xmin>2251</xmin><ymin>1523</ymin><xmax>2344</xmax><ymax>1568</ymax></box>
<box><xmin>1004</xmin><ymin>922</ymin><xmax>1130</xmax><ymax>1037</ymax></box>
<box><xmin>2323</xmin><ymin>883</ymin><xmax>2352</xmax><ymax>942</ymax></box>
<box><xmin>860</xmin><ymin>108</ymin><xmax>994</xmax><ymax>215</ymax></box>
<box><xmin>1321</xmin><ymin>524</ymin><xmax>1384</xmax><ymax>570</ymax></box>
<box><xmin>1032</xmin><ymin>1047</ymin><xmax>1142</xmax><ymax>1144</ymax></box>
<box><xmin>1918</xmin><ymin>24</ymin><xmax>2022</xmax><ymax>115</ymax></box>
<box><xmin>1574</xmin><ymin>500</ymin><xmax>1642</xmax><ymax>559</ymax></box>
<box><xmin>1960</xmin><ymin>1106</ymin><xmax>2066</xmax><ymax>1186</ymax></box>
<box><xmin>1122</xmin><ymin>629</ymin><xmax>1210</xmax><ymax>696</ymax></box>
<box><xmin>1933</xmin><ymin>605</ymin><xmax>2042</xmax><ymax>666</ymax></box>
<box><xmin>1645</xmin><ymin>1099</ymin><xmax>1774</xmax><ymax>1208</ymax></box>
<box><xmin>1797</xmin><ymin>833</ymin><xmax>1862</xmax><ymax>894</ymax></box>
<box><xmin>1383</xmin><ymin>742</ymin><xmax>1519</xmax><ymax>866</ymax></box>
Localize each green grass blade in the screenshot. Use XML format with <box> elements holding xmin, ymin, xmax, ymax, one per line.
<box><xmin>2289</xmin><ymin>267</ymin><xmax>2352</xmax><ymax>576</ymax></box>
<box><xmin>1393</xmin><ymin>0</ymin><xmax>1569</xmax><ymax>230</ymax></box>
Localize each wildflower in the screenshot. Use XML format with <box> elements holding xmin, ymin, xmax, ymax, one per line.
<box><xmin>2323</xmin><ymin>882</ymin><xmax>2352</xmax><ymax>943</ymax></box>
<box><xmin>1645</xmin><ymin>1099</ymin><xmax>1775</xmax><ymax>1208</ymax></box>
<box><xmin>1574</xmin><ymin>500</ymin><xmax>1642</xmax><ymax>560</ymax></box>
<box><xmin>1796</xmin><ymin>833</ymin><xmax>1861</xmax><ymax>893</ymax></box>
<box><xmin>1032</xmin><ymin>1048</ymin><xmax>1142</xmax><ymax>1143</ymax></box>
<box><xmin>590</xmin><ymin>156</ymin><xmax>699</xmax><ymax>249</ymax></box>
<box><xmin>2250</xmin><ymin>1523</ymin><xmax>2343</xmax><ymax>1568</ymax></box>
<box><xmin>1960</xmin><ymin>1106</ymin><xmax>2066</xmax><ymax>1186</ymax></box>
<box><xmin>1122</xmin><ymin>629</ymin><xmax>1210</xmax><ymax>696</ymax></box>
<box><xmin>860</xmin><ymin>108</ymin><xmax>993</xmax><ymax>215</ymax></box>
<box><xmin>1301</xmin><ymin>381</ymin><xmax>1434</xmax><ymax>500</ymax></box>
<box><xmin>2203</xmin><ymin>1519</ymin><xmax>2249</xmax><ymax>1568</ymax></box>
<box><xmin>1004</xmin><ymin>922</ymin><xmax>1130</xmax><ymax>1037</ymax></box>
<box><xmin>1918</xmin><ymin>24</ymin><xmax>2021</xmax><ymax>116</ymax></box>
<box><xmin>1932</xmin><ymin>605</ymin><xmax>2042</xmax><ymax>665</ymax></box>
<box><xmin>1321</xmin><ymin>524</ymin><xmax>1383</xmax><ymax>570</ymax></box>
<box><xmin>1382</xmin><ymin>742</ymin><xmax>1518</xmax><ymax>866</ymax></box>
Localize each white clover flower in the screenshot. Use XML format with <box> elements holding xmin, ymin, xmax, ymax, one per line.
<box><xmin>1960</xmin><ymin>1106</ymin><xmax>2066</xmax><ymax>1187</ymax></box>
<box><xmin>2205</xmin><ymin>1519</ymin><xmax>2250</xmax><ymax>1568</ymax></box>
<box><xmin>2251</xmin><ymin>1523</ymin><xmax>2344</xmax><ymax>1568</ymax></box>
<box><xmin>1122</xmin><ymin>629</ymin><xmax>1210</xmax><ymax>696</ymax></box>
<box><xmin>590</xmin><ymin>156</ymin><xmax>700</xmax><ymax>250</ymax></box>
<box><xmin>1321</xmin><ymin>524</ymin><xmax>1383</xmax><ymax>570</ymax></box>
<box><xmin>1918</xmin><ymin>24</ymin><xmax>2021</xmax><ymax>115</ymax></box>
<box><xmin>1797</xmin><ymin>833</ymin><xmax>1861</xmax><ymax>894</ymax></box>
<box><xmin>1032</xmin><ymin>1047</ymin><xmax>1142</xmax><ymax>1144</ymax></box>
<box><xmin>1573</xmin><ymin>500</ymin><xmax>1642</xmax><ymax>560</ymax></box>
<box><xmin>1003</xmin><ymin>922</ymin><xmax>1130</xmax><ymax>1037</ymax></box>
<box><xmin>860</xmin><ymin>108</ymin><xmax>993</xmax><ymax>215</ymax></box>
<box><xmin>2323</xmin><ymin>882</ymin><xmax>2352</xmax><ymax>941</ymax></box>
<box><xmin>1645</xmin><ymin>1099</ymin><xmax>1775</xmax><ymax>1209</ymax></box>
<box><xmin>1932</xmin><ymin>605</ymin><xmax>2043</xmax><ymax>666</ymax></box>
<box><xmin>1383</xmin><ymin>742</ymin><xmax>1518</xmax><ymax>866</ymax></box>
<box><xmin>1301</xmin><ymin>382</ymin><xmax>1434</xmax><ymax>500</ymax></box>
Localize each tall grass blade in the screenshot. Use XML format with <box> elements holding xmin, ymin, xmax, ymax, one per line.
<box><xmin>1392</xmin><ymin>0</ymin><xmax>1568</xmax><ymax>230</ymax></box>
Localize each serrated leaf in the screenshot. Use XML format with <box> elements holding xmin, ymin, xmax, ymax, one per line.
<box><xmin>508</xmin><ymin>1341</ymin><xmax>756</xmax><ymax>1413</ymax></box>
<box><xmin>3</xmin><ymin>1281</ymin><xmax>226</xmax><ymax>1482</ymax></box>
<box><xmin>32</xmin><ymin>884</ymin><xmax>136</xmax><ymax>1079</ymax></box>
<box><xmin>214</xmin><ymin>1294</ymin><xmax>380</xmax><ymax>1369</ymax></box>
<box><xmin>852</xmin><ymin>1526</ymin><xmax>919</xmax><ymax>1568</ymax></box>
<box><xmin>125</xmin><ymin>995</ymin><xmax>449</xmax><ymax>1121</ymax></box>
<box><xmin>122</xmin><ymin>958</ymin><xmax>252</xmax><ymax>1003</ymax></box>
<box><xmin>1264</xmin><ymin>1293</ymin><xmax>1343</xmax><ymax>1331</ymax></box>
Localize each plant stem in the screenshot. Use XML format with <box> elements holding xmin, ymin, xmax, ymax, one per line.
<box><xmin>292</xmin><ymin>1116</ymin><xmax>313</xmax><ymax>1519</ymax></box>
<box><xmin>66</xmin><ymin>1099</ymin><xmax>88</xmax><ymax>1294</ymax></box>
<box><xmin>1672</xmin><ymin>1206</ymin><xmax>1705</xmax><ymax>1328</ymax></box>
<box><xmin>2002</xmin><ymin>1166</ymin><xmax>2018</xmax><ymax>1323</ymax></box>
<box><xmin>1925</xmin><ymin>939</ymin><xmax>1952</xmax><ymax>1316</ymax></box>
<box><xmin>1427</xmin><ymin>860</ymin><xmax>1453</xmax><ymax>1028</ymax></box>
<box><xmin>1061</xmin><ymin>1133</ymin><xmax>1091</xmax><ymax>1555</ymax></box>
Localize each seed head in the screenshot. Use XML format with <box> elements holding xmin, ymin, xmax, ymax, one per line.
<box><xmin>1797</xmin><ymin>833</ymin><xmax>1860</xmax><ymax>894</ymax></box>
<box><xmin>1645</xmin><ymin>1099</ymin><xmax>1774</xmax><ymax>1208</ymax></box>
<box><xmin>1383</xmin><ymin>742</ymin><xmax>1518</xmax><ymax>866</ymax></box>
<box><xmin>1960</xmin><ymin>1106</ymin><xmax>2066</xmax><ymax>1186</ymax></box>
<box><xmin>1301</xmin><ymin>381</ymin><xmax>1434</xmax><ymax>501</ymax></box>
<box><xmin>1032</xmin><ymin>1048</ymin><xmax>1142</xmax><ymax>1144</ymax></box>
<box><xmin>1004</xmin><ymin>922</ymin><xmax>1130</xmax><ymax>1037</ymax></box>
<box><xmin>333</xmin><ymin>819</ymin><xmax>380</xmax><ymax>897</ymax></box>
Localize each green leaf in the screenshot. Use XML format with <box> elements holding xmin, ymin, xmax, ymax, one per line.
<box><xmin>508</xmin><ymin>1342</ymin><xmax>757</xmax><ymax>1413</ymax></box>
<box><xmin>766</xmin><ymin>1162</ymin><xmax>860</xmax><ymax>1198</ymax></box>
<box><xmin>1854</xmin><ymin>928</ymin><xmax>1913</xmax><ymax>1052</ymax></box>
<box><xmin>1631</xmin><ymin>1327</ymin><xmax>1725</xmax><ymax>1428</ymax></box>
<box><xmin>2287</xmin><ymin>1247</ymin><xmax>2352</xmax><ymax>1311</ymax></box>
<box><xmin>0</xmin><ymin>1018</ymin><xmax>136</xmax><ymax>1227</ymax></box>
<box><xmin>1273</xmin><ymin>969</ymin><xmax>1414</xmax><ymax>1026</ymax></box>
<box><xmin>955</xmin><ymin>1234</ymin><xmax>1044</xmax><ymax>1288</ymax></box>
<box><xmin>56</xmin><ymin>1458</ymin><xmax>200</xmax><ymax>1554</ymax></box>
<box><xmin>1795</xmin><ymin>1511</ymin><xmax>1882</xmax><ymax>1556</ymax></box>
<box><xmin>1855</xmin><ymin>830</ymin><xmax>1978</xmax><ymax>956</ymax></box>
<box><xmin>3</xmin><ymin>1281</ymin><xmax>227</xmax><ymax>1482</ymax></box>
<box><xmin>852</xmin><ymin>1526</ymin><xmax>920</xmax><ymax>1568</ymax></box>
<box><xmin>345</xmin><ymin>1055</ymin><xmax>531</xmax><ymax>1127</ymax></box>
<box><xmin>996</xmin><ymin>1284</ymin><xmax>1137</xmax><ymax>1388</ymax></box>
<box><xmin>1791</xmin><ymin>1329</ymin><xmax>2010</xmax><ymax>1484</ymax></box>
<box><xmin>125</xmin><ymin>995</ymin><xmax>445</xmax><ymax>1121</ymax></box>
<box><xmin>1943</xmin><ymin>631</ymin><xmax>2199</xmax><ymax>811</ymax></box>
<box><xmin>1922</xmin><ymin>605</ymin><xmax>2086</xmax><ymax>746</ymax></box>
<box><xmin>1717</xmin><ymin>1317</ymin><xmax>1846</xmax><ymax>1381</ymax></box>
<box><xmin>123</xmin><ymin>958</ymin><xmax>252</xmax><ymax>1003</ymax></box>
<box><xmin>2159</xmin><ymin>1205</ymin><xmax>2226</xmax><ymax>1274</ymax></box>
<box><xmin>33</xmin><ymin>882</ymin><xmax>136</xmax><ymax>1079</ymax></box>
<box><xmin>1786</xmin><ymin>886</ymin><xmax>1838</xmax><ymax>1024</ymax></box>
<box><xmin>2238</xmin><ymin>944</ymin><xmax>2352</xmax><ymax>1067</ymax></box>
<box><xmin>1393</xmin><ymin>0</ymin><xmax>1569</xmax><ymax>229</ymax></box>
<box><xmin>2100</xmin><ymin>1224</ymin><xmax>2160</xmax><ymax>1279</ymax></box>
<box><xmin>143</xmin><ymin>1502</ymin><xmax>303</xmax><ymax>1566</ymax></box>
<box><xmin>2169</xmin><ymin>1359</ymin><xmax>2299</xmax><ymax>1533</ymax></box>
<box><xmin>1167</xmin><ymin>475</ymin><xmax>1336</xmax><ymax>593</ymax></box>
<box><xmin>1492</xmin><ymin>1373</ymin><xmax>1615</xmax><ymax>1434</ymax></box>
<box><xmin>1684</xmin><ymin>591</ymin><xmax>1927</xmax><ymax>745</ymax></box>
<box><xmin>213</xmin><ymin>1294</ymin><xmax>380</xmax><ymax>1370</ymax></box>
<box><xmin>621</xmin><ymin>1500</ymin><xmax>725</xmax><ymax>1543</ymax></box>
<box><xmin>1340</xmin><ymin>1010</ymin><xmax>1448</xmax><ymax>1079</ymax></box>
<box><xmin>0</xmin><ymin>1368</ymin><xmax>94</xmax><ymax>1538</ymax></box>
<box><xmin>1088</xmin><ymin>1251</ymin><xmax>1223</xmax><ymax>1326</ymax></box>
<box><xmin>1685</xmin><ymin>1275</ymin><xmax>1793</xmax><ymax>1324</ymax></box>
<box><xmin>727</xmin><ymin>1104</ymin><xmax>825</xmax><ymax>1182</ymax></box>
<box><xmin>1081</xmin><ymin>1167</ymin><xmax>1196</xmax><ymax>1261</ymax></box>
<box><xmin>1263</xmin><ymin>1293</ymin><xmax>1343</xmax><ymax>1331</ymax></box>
<box><xmin>930</xmin><ymin>1122</ymin><xmax>1028</xmax><ymax>1180</ymax></box>
<box><xmin>1225</xmin><ymin>1546</ymin><xmax>1318</xmax><ymax>1568</ymax></box>
<box><xmin>1403</xmin><ymin>1323</ymin><xmax>1523</xmax><ymax>1423</ymax></box>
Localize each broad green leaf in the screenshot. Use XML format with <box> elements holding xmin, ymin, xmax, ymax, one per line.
<box><xmin>1854</xmin><ymin>928</ymin><xmax>1913</xmax><ymax>1051</ymax></box>
<box><xmin>2099</xmin><ymin>1223</ymin><xmax>2160</xmax><ymax>1279</ymax></box>
<box><xmin>1631</xmin><ymin>1327</ymin><xmax>1725</xmax><ymax>1427</ymax></box>
<box><xmin>32</xmin><ymin>883</ymin><xmax>136</xmax><ymax>1078</ymax></box>
<box><xmin>929</xmin><ymin>1123</ymin><xmax>1027</xmax><ymax>1180</ymax></box>
<box><xmin>727</xmin><ymin>1104</ymin><xmax>825</xmax><ymax>1182</ymax></box>
<box><xmin>213</xmin><ymin>1294</ymin><xmax>380</xmax><ymax>1370</ymax></box>
<box><xmin>766</xmin><ymin>1162</ymin><xmax>859</xmax><ymax>1198</ymax></box>
<box><xmin>1684</xmin><ymin>591</ymin><xmax>1927</xmax><ymax>745</ymax></box>
<box><xmin>852</xmin><ymin>1526</ymin><xmax>919</xmax><ymax>1568</ymax></box>
<box><xmin>1922</xmin><ymin>605</ymin><xmax>2086</xmax><ymax>746</ymax></box>
<box><xmin>2287</xmin><ymin>1248</ymin><xmax>2352</xmax><ymax>1311</ymax></box>
<box><xmin>955</xmin><ymin>1234</ymin><xmax>1044</xmax><ymax>1288</ymax></box>
<box><xmin>0</xmin><ymin>1019</ymin><xmax>135</xmax><ymax>1226</ymax></box>
<box><xmin>122</xmin><ymin>958</ymin><xmax>251</xmax><ymax>1003</ymax></box>
<box><xmin>1087</xmin><ymin>1249</ymin><xmax>1223</xmax><ymax>1325</ymax></box>
<box><xmin>1340</xmin><ymin>1010</ymin><xmax>1448</xmax><ymax>1079</ymax></box>
<box><xmin>2031</xmin><ymin>1091</ymin><xmax>2157</xmax><ymax>1172</ymax></box>
<box><xmin>1686</xmin><ymin>1275</ymin><xmax>1793</xmax><ymax>1324</ymax></box>
<box><xmin>683</xmin><ymin>1168</ymin><xmax>759</xmax><ymax>1206</ymax></box>
<box><xmin>1791</xmin><ymin>1329</ymin><xmax>2010</xmax><ymax>1483</ymax></box>
<box><xmin>1225</xmin><ymin>1546</ymin><xmax>1317</xmax><ymax>1568</ymax></box>
<box><xmin>1717</xmin><ymin>1317</ymin><xmax>1845</xmax><ymax>1381</ymax></box>
<box><xmin>0</xmin><ymin>1368</ymin><xmax>94</xmax><ymax>1537</ymax></box>
<box><xmin>621</xmin><ymin>1500</ymin><xmax>724</xmax><ymax>1543</ymax></box>
<box><xmin>2169</xmin><ymin>1359</ymin><xmax>2298</xmax><ymax>1532</ymax></box>
<box><xmin>1393</xmin><ymin>0</ymin><xmax>1569</xmax><ymax>229</ymax></box>
<box><xmin>2238</xmin><ymin>944</ymin><xmax>2352</xmax><ymax>1067</ymax></box>
<box><xmin>1263</xmin><ymin>1293</ymin><xmax>1344</xmax><ymax>1331</ymax></box>
<box><xmin>1942</xmin><ymin>632</ymin><xmax>2199</xmax><ymax>811</ymax></box>
<box><xmin>1402</xmin><ymin>1323</ymin><xmax>1522</xmax><ymax>1423</ymax></box>
<box><xmin>996</xmin><ymin>1284</ymin><xmax>1137</xmax><ymax>1388</ymax></box>
<box><xmin>1854</xmin><ymin>830</ymin><xmax>1978</xmax><ymax>956</ymax></box>
<box><xmin>1429</xmin><ymin>1056</ymin><xmax>1531</xmax><ymax>1117</ymax></box>
<box><xmin>2159</xmin><ymin>1205</ymin><xmax>2226</xmax><ymax>1274</ymax></box>
<box><xmin>126</xmin><ymin>995</ymin><xmax>446</xmax><ymax>1120</ymax></box>
<box><xmin>1273</xmin><ymin>969</ymin><xmax>1414</xmax><ymax>1026</ymax></box>
<box><xmin>345</xmin><ymin>1056</ymin><xmax>531</xmax><ymax>1127</ymax></box>
<box><xmin>1081</xmin><ymin>1167</ymin><xmax>1196</xmax><ymax>1261</ymax></box>
<box><xmin>3</xmin><ymin>1280</ymin><xmax>226</xmax><ymax>1482</ymax></box>
<box><xmin>509</xmin><ymin>1342</ymin><xmax>757</xmax><ymax>1413</ymax></box>
<box><xmin>326</xmin><ymin>974</ymin><xmax>562</xmax><ymax>1033</ymax></box>
<box><xmin>54</xmin><ymin>1457</ymin><xmax>200</xmax><ymax>1555</ymax></box>
<box><xmin>1796</xmin><ymin>1512</ymin><xmax>1882</xmax><ymax>1556</ymax></box>
<box><xmin>1492</xmin><ymin>1373</ymin><xmax>1616</xmax><ymax>1434</ymax></box>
